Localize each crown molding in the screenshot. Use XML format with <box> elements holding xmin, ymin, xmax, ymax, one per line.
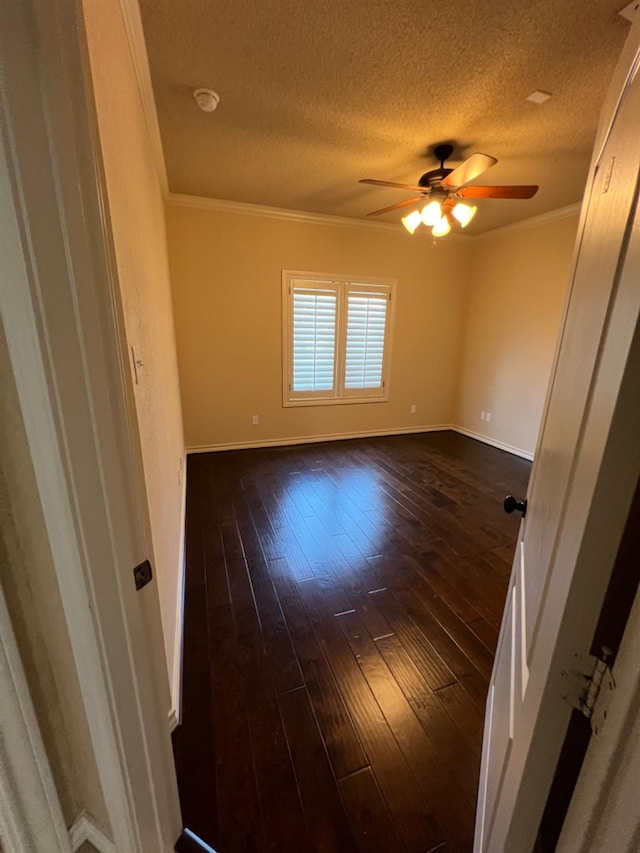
<box><xmin>474</xmin><ymin>202</ymin><xmax>582</xmax><ymax>240</ymax></box>
<box><xmin>117</xmin><ymin>0</ymin><xmax>169</xmax><ymax>195</ymax></box>
<box><xmin>166</xmin><ymin>192</ymin><xmax>475</xmax><ymax>239</ymax></box>
<box><xmin>166</xmin><ymin>192</ymin><xmax>405</xmax><ymax>233</ymax></box>
<box><xmin>166</xmin><ymin>191</ymin><xmax>582</xmax><ymax>241</ymax></box>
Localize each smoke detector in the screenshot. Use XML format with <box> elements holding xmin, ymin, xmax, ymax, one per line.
<box><xmin>193</xmin><ymin>88</ymin><xmax>220</xmax><ymax>113</ymax></box>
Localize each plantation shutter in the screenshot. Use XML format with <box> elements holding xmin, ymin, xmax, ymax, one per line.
<box><xmin>344</xmin><ymin>286</ymin><xmax>389</xmax><ymax>391</ymax></box>
<box><xmin>291</xmin><ymin>283</ymin><xmax>338</xmax><ymax>394</ymax></box>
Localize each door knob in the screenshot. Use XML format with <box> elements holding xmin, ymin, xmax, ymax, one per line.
<box><xmin>504</xmin><ymin>495</ymin><xmax>527</xmax><ymax>517</ymax></box>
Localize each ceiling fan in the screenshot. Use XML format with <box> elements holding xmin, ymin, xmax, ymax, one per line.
<box><xmin>359</xmin><ymin>143</ymin><xmax>538</xmax><ymax>237</ymax></box>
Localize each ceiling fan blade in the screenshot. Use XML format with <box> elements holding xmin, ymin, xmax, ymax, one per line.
<box><xmin>360</xmin><ymin>179</ymin><xmax>429</xmax><ymax>193</ymax></box>
<box><xmin>367</xmin><ymin>197</ymin><xmax>423</xmax><ymax>217</ymax></box>
<box><xmin>455</xmin><ymin>185</ymin><xmax>539</xmax><ymax>199</ymax></box>
<box><xmin>442</xmin><ymin>153</ymin><xmax>498</xmax><ymax>189</ymax></box>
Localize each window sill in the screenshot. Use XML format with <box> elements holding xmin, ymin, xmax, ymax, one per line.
<box><xmin>283</xmin><ymin>395</ymin><xmax>389</xmax><ymax>408</ymax></box>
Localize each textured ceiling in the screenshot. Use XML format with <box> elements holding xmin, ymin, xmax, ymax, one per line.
<box><xmin>139</xmin><ymin>0</ymin><xmax>629</xmax><ymax>233</ymax></box>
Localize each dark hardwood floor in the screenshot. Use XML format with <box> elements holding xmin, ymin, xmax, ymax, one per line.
<box><xmin>173</xmin><ymin>431</ymin><xmax>530</xmax><ymax>853</ymax></box>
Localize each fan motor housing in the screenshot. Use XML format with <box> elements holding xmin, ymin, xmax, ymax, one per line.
<box><xmin>418</xmin><ymin>167</ymin><xmax>453</xmax><ymax>189</ymax></box>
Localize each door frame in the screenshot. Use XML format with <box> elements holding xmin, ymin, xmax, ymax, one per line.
<box><xmin>0</xmin><ymin>581</ymin><xmax>71</xmax><ymax>853</ymax></box>
<box><xmin>557</xmin><ymin>554</ymin><xmax>640</xmax><ymax>850</ymax></box>
<box><xmin>1</xmin><ymin>0</ymin><xmax>181</xmax><ymax>849</ymax></box>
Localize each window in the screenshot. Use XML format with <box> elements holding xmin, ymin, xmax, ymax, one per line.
<box><xmin>283</xmin><ymin>271</ymin><xmax>395</xmax><ymax>406</ymax></box>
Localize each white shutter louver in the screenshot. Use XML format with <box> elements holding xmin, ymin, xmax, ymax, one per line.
<box><xmin>345</xmin><ymin>289</ymin><xmax>388</xmax><ymax>390</ymax></box>
<box><xmin>284</xmin><ymin>273</ymin><xmax>393</xmax><ymax>405</ymax></box>
<box><xmin>292</xmin><ymin>286</ymin><xmax>337</xmax><ymax>393</ymax></box>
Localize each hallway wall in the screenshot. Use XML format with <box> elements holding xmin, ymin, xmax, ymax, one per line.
<box><xmin>82</xmin><ymin>1</ymin><xmax>185</xmax><ymax>714</ymax></box>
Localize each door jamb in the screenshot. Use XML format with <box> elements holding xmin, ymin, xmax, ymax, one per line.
<box><xmin>0</xmin><ymin>0</ymin><xmax>181</xmax><ymax>848</ymax></box>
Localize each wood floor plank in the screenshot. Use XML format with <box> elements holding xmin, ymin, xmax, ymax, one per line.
<box><xmin>279</xmin><ymin>686</ymin><xmax>357</xmax><ymax>852</ymax></box>
<box><xmin>366</xmin><ymin>588</ymin><xmax>458</xmax><ymax>691</ymax></box>
<box><xmin>209</xmin><ymin>605</ymin><xmax>265</xmax><ymax>853</ymax></box>
<box><xmin>176</xmin><ymin>431</ymin><xmax>530</xmax><ymax>852</ymax></box>
<box><xmin>269</xmin><ymin>558</ymin><xmax>368</xmax><ymax>779</ymax></box>
<box><xmin>338</xmin><ymin>609</ymin><xmax>476</xmax><ymax>852</ymax></box>
<box><xmin>236</xmin><ymin>629</ymin><xmax>311</xmax><ymax>851</ymax></box>
<box><xmin>339</xmin><ymin>768</ymin><xmax>404</xmax><ymax>853</ymax></box>
<box><xmin>245</xmin><ymin>554</ymin><xmax>304</xmax><ymax>694</ymax></box>
<box><xmin>376</xmin><ymin>632</ymin><xmax>481</xmax><ymax>807</ymax></box>
<box><xmin>299</xmin><ymin>578</ymin><xmax>445</xmax><ymax>852</ymax></box>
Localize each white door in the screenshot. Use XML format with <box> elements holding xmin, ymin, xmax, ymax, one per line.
<box><xmin>475</xmin><ymin>21</ymin><xmax>640</xmax><ymax>852</ymax></box>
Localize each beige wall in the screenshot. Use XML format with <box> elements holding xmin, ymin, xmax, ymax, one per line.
<box><xmin>167</xmin><ymin>204</ymin><xmax>472</xmax><ymax>449</ymax></box>
<box><xmin>83</xmin><ymin>2</ymin><xmax>185</xmax><ymax>709</ymax></box>
<box><xmin>455</xmin><ymin>214</ymin><xmax>579</xmax><ymax>456</ymax></box>
<box><xmin>0</xmin><ymin>323</ymin><xmax>109</xmax><ymax>832</ymax></box>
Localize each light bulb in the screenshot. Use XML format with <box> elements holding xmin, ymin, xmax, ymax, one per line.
<box><xmin>452</xmin><ymin>202</ymin><xmax>477</xmax><ymax>228</ymax></box>
<box><xmin>421</xmin><ymin>200</ymin><xmax>442</xmax><ymax>226</ymax></box>
<box><xmin>401</xmin><ymin>210</ymin><xmax>422</xmax><ymax>234</ymax></box>
<box><xmin>432</xmin><ymin>216</ymin><xmax>451</xmax><ymax>237</ymax></box>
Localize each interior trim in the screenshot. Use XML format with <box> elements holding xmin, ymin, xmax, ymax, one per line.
<box><xmin>69</xmin><ymin>812</ymin><xmax>116</xmax><ymax>853</ymax></box>
<box><xmin>186</xmin><ymin>424</ymin><xmax>534</xmax><ymax>460</ymax></box>
<box><xmin>450</xmin><ymin>426</ymin><xmax>534</xmax><ymax>461</ymax></box>
<box><xmin>166</xmin><ymin>191</ymin><xmax>581</xmax><ymax>239</ymax></box>
<box><xmin>166</xmin><ymin>191</ymin><xmax>418</xmax><ymax>234</ymax></box>
<box><xmin>169</xmin><ymin>471</ymin><xmax>187</xmax><ymax>729</ymax></box>
<box><xmin>168</xmin><ymin>708</ymin><xmax>179</xmax><ymax>733</ymax></box>
<box><xmin>117</xmin><ymin>0</ymin><xmax>169</xmax><ymax>194</ymax></box>
<box><xmin>473</xmin><ymin>203</ymin><xmax>582</xmax><ymax>241</ymax></box>
<box><xmin>0</xmin><ymin>583</ymin><xmax>70</xmax><ymax>853</ymax></box>
<box><xmin>186</xmin><ymin>424</ymin><xmax>453</xmax><ymax>454</ymax></box>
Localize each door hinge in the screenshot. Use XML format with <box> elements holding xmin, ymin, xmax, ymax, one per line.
<box><xmin>576</xmin><ymin>646</ymin><xmax>615</xmax><ymax>734</ymax></box>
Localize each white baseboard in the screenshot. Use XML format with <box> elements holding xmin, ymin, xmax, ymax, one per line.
<box><xmin>69</xmin><ymin>813</ymin><xmax>116</xmax><ymax>853</ymax></box>
<box><xmin>168</xmin><ymin>708</ymin><xmax>179</xmax><ymax>733</ymax></box>
<box><xmin>450</xmin><ymin>425</ymin><xmax>534</xmax><ymax>461</ymax></box>
<box><xmin>186</xmin><ymin>424</ymin><xmax>452</xmax><ymax>454</ymax></box>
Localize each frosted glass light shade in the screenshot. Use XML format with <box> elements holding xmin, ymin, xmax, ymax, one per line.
<box><xmin>421</xmin><ymin>200</ymin><xmax>442</xmax><ymax>226</ymax></box>
<box><xmin>452</xmin><ymin>202</ymin><xmax>477</xmax><ymax>227</ymax></box>
<box><xmin>401</xmin><ymin>210</ymin><xmax>422</xmax><ymax>234</ymax></box>
<box><xmin>432</xmin><ymin>216</ymin><xmax>451</xmax><ymax>237</ymax></box>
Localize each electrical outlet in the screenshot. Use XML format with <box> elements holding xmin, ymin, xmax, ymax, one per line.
<box><xmin>410</xmin><ymin>404</ymin><xmax>417</xmax><ymax>414</ymax></box>
<box><xmin>486</xmin><ymin>411</ymin><xmax>492</xmax><ymax>422</ymax></box>
<box><xmin>480</xmin><ymin>411</ymin><xmax>486</xmax><ymax>421</ymax></box>
<box><xmin>252</xmin><ymin>415</ymin><xmax>259</xmax><ymax>425</ymax></box>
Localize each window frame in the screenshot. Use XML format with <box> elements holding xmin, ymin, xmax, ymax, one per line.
<box><xmin>282</xmin><ymin>270</ymin><xmax>396</xmax><ymax>407</ymax></box>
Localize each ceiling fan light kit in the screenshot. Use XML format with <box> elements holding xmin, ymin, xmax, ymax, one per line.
<box><xmin>452</xmin><ymin>202</ymin><xmax>477</xmax><ymax>227</ymax></box>
<box><xmin>361</xmin><ymin>143</ymin><xmax>539</xmax><ymax>238</ymax></box>
<box><xmin>401</xmin><ymin>209</ymin><xmax>422</xmax><ymax>234</ymax></box>
<box><xmin>432</xmin><ymin>216</ymin><xmax>451</xmax><ymax>237</ymax></box>
<box><xmin>421</xmin><ymin>200</ymin><xmax>442</xmax><ymax>226</ymax></box>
